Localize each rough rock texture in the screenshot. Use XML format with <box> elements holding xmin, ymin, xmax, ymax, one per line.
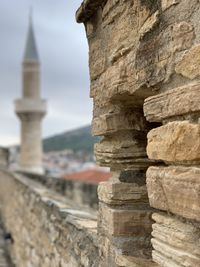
<box><xmin>77</xmin><ymin>0</ymin><xmax>200</xmax><ymax>266</ymax></box>
<box><xmin>147</xmin><ymin>121</ymin><xmax>200</xmax><ymax>163</ymax></box>
<box><xmin>175</xmin><ymin>44</ymin><xmax>200</xmax><ymax>79</ymax></box>
<box><xmin>147</xmin><ymin>166</ymin><xmax>200</xmax><ymax>221</ymax></box>
<box><xmin>98</xmin><ymin>178</ymin><xmax>148</xmax><ymax>205</ymax></box>
<box><xmin>144</xmin><ymin>83</ymin><xmax>200</xmax><ymax>122</ymax></box>
<box><xmin>152</xmin><ymin>213</ymin><xmax>200</xmax><ymax>267</ymax></box>
<box><xmin>0</xmin><ymin>170</ymin><xmax>98</xmax><ymax>267</ymax></box>
<box><xmin>98</xmin><ymin>172</ymin><xmax>154</xmax><ymax>267</ymax></box>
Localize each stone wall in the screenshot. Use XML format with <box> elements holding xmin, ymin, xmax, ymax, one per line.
<box><xmin>0</xmin><ymin>148</ymin><xmax>9</xmax><ymax>168</ymax></box>
<box><xmin>76</xmin><ymin>0</ymin><xmax>200</xmax><ymax>266</ymax></box>
<box><xmin>19</xmin><ymin>172</ymin><xmax>98</xmax><ymax>209</ymax></box>
<box><xmin>0</xmin><ymin>169</ymin><xmax>98</xmax><ymax>267</ymax></box>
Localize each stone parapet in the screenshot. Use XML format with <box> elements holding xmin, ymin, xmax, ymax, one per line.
<box><xmin>0</xmin><ymin>170</ymin><xmax>98</xmax><ymax>267</ymax></box>
<box><xmin>145</xmin><ymin>70</ymin><xmax>200</xmax><ymax>267</ymax></box>
<box><xmin>77</xmin><ymin>0</ymin><xmax>200</xmax><ymax>265</ymax></box>
<box><xmin>98</xmin><ymin>171</ymin><xmax>154</xmax><ymax>266</ymax></box>
<box><xmin>20</xmin><ymin>171</ymin><xmax>99</xmax><ymax>209</ymax></box>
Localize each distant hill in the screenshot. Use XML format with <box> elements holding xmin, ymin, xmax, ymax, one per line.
<box><xmin>43</xmin><ymin>125</ymin><xmax>100</xmax><ymax>154</ymax></box>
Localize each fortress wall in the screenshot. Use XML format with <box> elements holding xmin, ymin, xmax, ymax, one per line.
<box><xmin>77</xmin><ymin>0</ymin><xmax>200</xmax><ymax>266</ymax></box>
<box><xmin>0</xmin><ymin>169</ymin><xmax>99</xmax><ymax>267</ymax></box>
<box><xmin>21</xmin><ymin>172</ymin><xmax>99</xmax><ymax>209</ymax></box>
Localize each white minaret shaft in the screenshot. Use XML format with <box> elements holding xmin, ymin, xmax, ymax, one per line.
<box><xmin>15</xmin><ymin>12</ymin><xmax>47</xmax><ymax>175</ymax></box>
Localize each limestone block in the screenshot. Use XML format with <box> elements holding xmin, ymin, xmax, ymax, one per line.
<box><xmin>147</xmin><ymin>166</ymin><xmax>200</xmax><ymax>221</ymax></box>
<box><xmin>136</xmin><ymin>20</ymin><xmax>194</xmax><ymax>87</ymax></box>
<box><xmin>98</xmin><ymin>180</ymin><xmax>148</xmax><ymax>205</ymax></box>
<box><xmin>95</xmin><ymin>133</ymin><xmax>150</xmax><ymax>170</ymax></box>
<box><xmin>144</xmin><ymin>82</ymin><xmax>200</xmax><ymax>122</ymax></box>
<box><xmin>99</xmin><ymin>203</ymin><xmax>153</xmax><ymax>237</ymax></box>
<box><xmin>151</xmin><ymin>213</ymin><xmax>200</xmax><ymax>267</ymax></box>
<box><xmin>98</xmin><ymin>233</ymin><xmax>153</xmax><ymax>266</ymax></box>
<box><xmin>175</xmin><ymin>44</ymin><xmax>200</xmax><ymax>79</ymax></box>
<box><xmin>147</xmin><ymin>121</ymin><xmax>200</xmax><ymax>163</ymax></box>
<box><xmin>88</xmin><ymin>0</ymin><xmax>163</xmax><ymax>103</ymax></box>
<box><xmin>92</xmin><ymin>110</ymin><xmax>149</xmax><ymax>136</ymax></box>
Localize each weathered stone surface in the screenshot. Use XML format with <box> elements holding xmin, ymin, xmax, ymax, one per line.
<box><xmin>77</xmin><ymin>0</ymin><xmax>200</xmax><ymax>266</ymax></box>
<box><xmin>92</xmin><ymin>109</ymin><xmax>149</xmax><ymax>136</ymax></box>
<box><xmin>144</xmin><ymin>82</ymin><xmax>200</xmax><ymax>122</ymax></box>
<box><xmin>175</xmin><ymin>44</ymin><xmax>200</xmax><ymax>79</ymax></box>
<box><xmin>99</xmin><ymin>203</ymin><xmax>152</xmax><ymax>237</ymax></box>
<box><xmin>99</xmin><ymin>216</ymin><xmax>153</xmax><ymax>260</ymax></box>
<box><xmin>161</xmin><ymin>0</ymin><xmax>179</xmax><ymax>11</ymax></box>
<box><xmin>115</xmin><ymin>255</ymin><xmax>158</xmax><ymax>267</ymax></box>
<box><xmin>152</xmin><ymin>213</ymin><xmax>200</xmax><ymax>267</ymax></box>
<box><xmin>24</xmin><ymin>172</ymin><xmax>99</xmax><ymax>209</ymax></box>
<box><xmin>94</xmin><ymin>131</ymin><xmax>151</xmax><ymax>170</ymax></box>
<box><xmin>135</xmin><ymin>19</ymin><xmax>194</xmax><ymax>89</ymax></box>
<box><xmin>0</xmin><ymin>170</ymin><xmax>98</xmax><ymax>267</ymax></box>
<box><xmin>76</xmin><ymin>0</ymin><xmax>105</xmax><ymax>23</ymax></box>
<box><xmin>98</xmin><ymin>176</ymin><xmax>148</xmax><ymax>205</ymax></box>
<box><xmin>147</xmin><ymin>121</ymin><xmax>200</xmax><ymax>163</ymax></box>
<box><xmin>139</xmin><ymin>11</ymin><xmax>160</xmax><ymax>39</ymax></box>
<box><xmin>147</xmin><ymin>166</ymin><xmax>200</xmax><ymax>221</ymax></box>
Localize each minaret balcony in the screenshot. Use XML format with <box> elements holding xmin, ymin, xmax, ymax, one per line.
<box><xmin>15</xmin><ymin>98</ymin><xmax>47</xmax><ymax>115</ymax></box>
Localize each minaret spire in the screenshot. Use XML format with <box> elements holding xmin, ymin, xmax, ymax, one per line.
<box><xmin>15</xmin><ymin>9</ymin><xmax>47</xmax><ymax>175</ymax></box>
<box><xmin>29</xmin><ymin>6</ymin><xmax>33</xmax><ymax>22</ymax></box>
<box><xmin>24</xmin><ymin>8</ymin><xmax>39</xmax><ymax>62</ymax></box>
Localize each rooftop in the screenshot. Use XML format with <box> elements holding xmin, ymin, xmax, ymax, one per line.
<box><xmin>63</xmin><ymin>169</ymin><xmax>111</xmax><ymax>184</ymax></box>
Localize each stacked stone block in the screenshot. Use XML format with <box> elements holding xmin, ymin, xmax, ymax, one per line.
<box><xmin>77</xmin><ymin>1</ymin><xmax>161</xmax><ymax>266</ymax></box>
<box><xmin>144</xmin><ymin>84</ymin><xmax>200</xmax><ymax>267</ymax></box>
<box><xmin>77</xmin><ymin>0</ymin><xmax>200</xmax><ymax>266</ymax></box>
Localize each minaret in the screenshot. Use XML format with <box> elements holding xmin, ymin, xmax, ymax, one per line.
<box><xmin>15</xmin><ymin>12</ymin><xmax>47</xmax><ymax>175</ymax></box>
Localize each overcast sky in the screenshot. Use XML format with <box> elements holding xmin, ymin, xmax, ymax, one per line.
<box><xmin>0</xmin><ymin>0</ymin><xmax>91</xmax><ymax>147</ymax></box>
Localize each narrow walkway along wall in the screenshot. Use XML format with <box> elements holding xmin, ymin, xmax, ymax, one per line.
<box><xmin>76</xmin><ymin>0</ymin><xmax>200</xmax><ymax>266</ymax></box>
<box><xmin>20</xmin><ymin>172</ymin><xmax>99</xmax><ymax>209</ymax></box>
<box><xmin>0</xmin><ymin>170</ymin><xmax>98</xmax><ymax>267</ymax></box>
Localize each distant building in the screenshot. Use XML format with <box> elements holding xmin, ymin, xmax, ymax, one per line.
<box><xmin>63</xmin><ymin>169</ymin><xmax>112</xmax><ymax>184</ymax></box>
